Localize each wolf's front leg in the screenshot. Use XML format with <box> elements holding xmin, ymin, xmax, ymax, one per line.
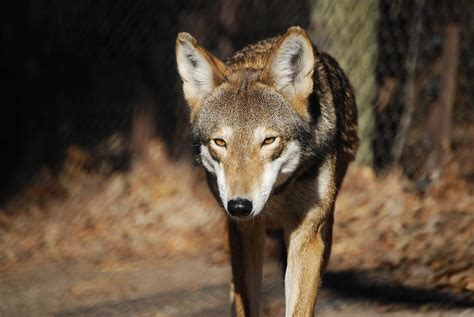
<box><xmin>284</xmin><ymin>213</ymin><xmax>331</xmax><ymax>317</ymax></box>
<box><xmin>227</xmin><ymin>218</ymin><xmax>265</xmax><ymax>317</ymax></box>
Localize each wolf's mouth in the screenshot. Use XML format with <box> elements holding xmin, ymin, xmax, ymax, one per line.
<box><xmin>227</xmin><ymin>213</ymin><xmax>254</xmax><ymax>221</ymax></box>
<box><xmin>227</xmin><ymin>207</ymin><xmax>265</xmax><ymax>221</ymax></box>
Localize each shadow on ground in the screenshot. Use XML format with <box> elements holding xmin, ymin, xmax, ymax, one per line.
<box><xmin>323</xmin><ymin>270</ymin><xmax>474</xmax><ymax>309</ymax></box>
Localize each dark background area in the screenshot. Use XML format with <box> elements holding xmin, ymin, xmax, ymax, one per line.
<box><xmin>2</xmin><ymin>1</ymin><xmax>473</xmax><ymax>204</ymax></box>
<box><xmin>1</xmin><ymin>0</ymin><xmax>316</xmax><ymax>202</ymax></box>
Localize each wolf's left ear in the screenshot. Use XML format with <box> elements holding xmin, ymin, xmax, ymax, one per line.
<box><xmin>261</xmin><ymin>27</ymin><xmax>315</xmax><ymax>117</ymax></box>
<box><xmin>176</xmin><ymin>32</ymin><xmax>228</xmax><ymax>114</ymax></box>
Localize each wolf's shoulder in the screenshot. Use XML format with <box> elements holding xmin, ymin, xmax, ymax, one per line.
<box><xmin>226</xmin><ymin>36</ymin><xmax>280</xmax><ymax>71</ymax></box>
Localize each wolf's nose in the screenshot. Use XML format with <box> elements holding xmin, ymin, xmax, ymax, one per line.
<box><xmin>227</xmin><ymin>198</ymin><xmax>253</xmax><ymax>217</ymax></box>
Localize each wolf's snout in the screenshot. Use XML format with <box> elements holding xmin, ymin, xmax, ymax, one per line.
<box><xmin>227</xmin><ymin>198</ymin><xmax>253</xmax><ymax>218</ymax></box>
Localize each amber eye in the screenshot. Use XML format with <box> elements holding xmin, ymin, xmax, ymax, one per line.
<box><xmin>213</xmin><ymin>138</ymin><xmax>226</xmax><ymax>147</ymax></box>
<box><xmin>262</xmin><ymin>137</ymin><xmax>276</xmax><ymax>146</ymax></box>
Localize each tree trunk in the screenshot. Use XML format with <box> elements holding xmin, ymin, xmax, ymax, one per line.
<box><xmin>309</xmin><ymin>0</ymin><xmax>379</xmax><ymax>166</ymax></box>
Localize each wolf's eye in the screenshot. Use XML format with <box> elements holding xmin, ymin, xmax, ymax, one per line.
<box><xmin>213</xmin><ymin>138</ymin><xmax>226</xmax><ymax>147</ymax></box>
<box><xmin>262</xmin><ymin>137</ymin><xmax>276</xmax><ymax>146</ymax></box>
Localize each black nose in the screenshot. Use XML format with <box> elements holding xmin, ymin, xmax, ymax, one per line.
<box><xmin>227</xmin><ymin>198</ymin><xmax>253</xmax><ymax>217</ymax></box>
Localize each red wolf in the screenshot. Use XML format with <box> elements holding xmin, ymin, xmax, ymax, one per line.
<box><xmin>176</xmin><ymin>26</ymin><xmax>358</xmax><ymax>316</ymax></box>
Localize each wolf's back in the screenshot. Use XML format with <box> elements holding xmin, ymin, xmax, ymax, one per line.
<box><xmin>226</xmin><ymin>37</ymin><xmax>279</xmax><ymax>70</ymax></box>
<box><xmin>319</xmin><ymin>52</ymin><xmax>359</xmax><ymax>162</ymax></box>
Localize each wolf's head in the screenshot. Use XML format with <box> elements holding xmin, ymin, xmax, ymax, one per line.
<box><xmin>176</xmin><ymin>27</ymin><xmax>316</xmax><ymax>220</ymax></box>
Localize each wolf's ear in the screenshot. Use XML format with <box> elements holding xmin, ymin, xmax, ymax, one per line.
<box><xmin>176</xmin><ymin>32</ymin><xmax>228</xmax><ymax>112</ymax></box>
<box><xmin>261</xmin><ymin>27</ymin><xmax>315</xmax><ymax>118</ymax></box>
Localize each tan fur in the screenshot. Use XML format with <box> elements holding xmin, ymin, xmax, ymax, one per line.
<box><xmin>176</xmin><ymin>26</ymin><xmax>358</xmax><ymax>316</ymax></box>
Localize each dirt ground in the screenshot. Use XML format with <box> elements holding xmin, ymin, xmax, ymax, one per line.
<box><xmin>1</xmin><ymin>256</ymin><xmax>472</xmax><ymax>317</ymax></box>
<box><xmin>0</xmin><ymin>134</ymin><xmax>473</xmax><ymax>316</ymax></box>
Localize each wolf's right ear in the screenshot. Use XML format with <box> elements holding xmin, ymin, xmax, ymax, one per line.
<box><xmin>261</xmin><ymin>27</ymin><xmax>315</xmax><ymax>119</ymax></box>
<box><xmin>176</xmin><ymin>33</ymin><xmax>228</xmax><ymax>113</ymax></box>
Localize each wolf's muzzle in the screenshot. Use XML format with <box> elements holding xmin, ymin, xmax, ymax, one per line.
<box><xmin>227</xmin><ymin>198</ymin><xmax>253</xmax><ymax>218</ymax></box>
